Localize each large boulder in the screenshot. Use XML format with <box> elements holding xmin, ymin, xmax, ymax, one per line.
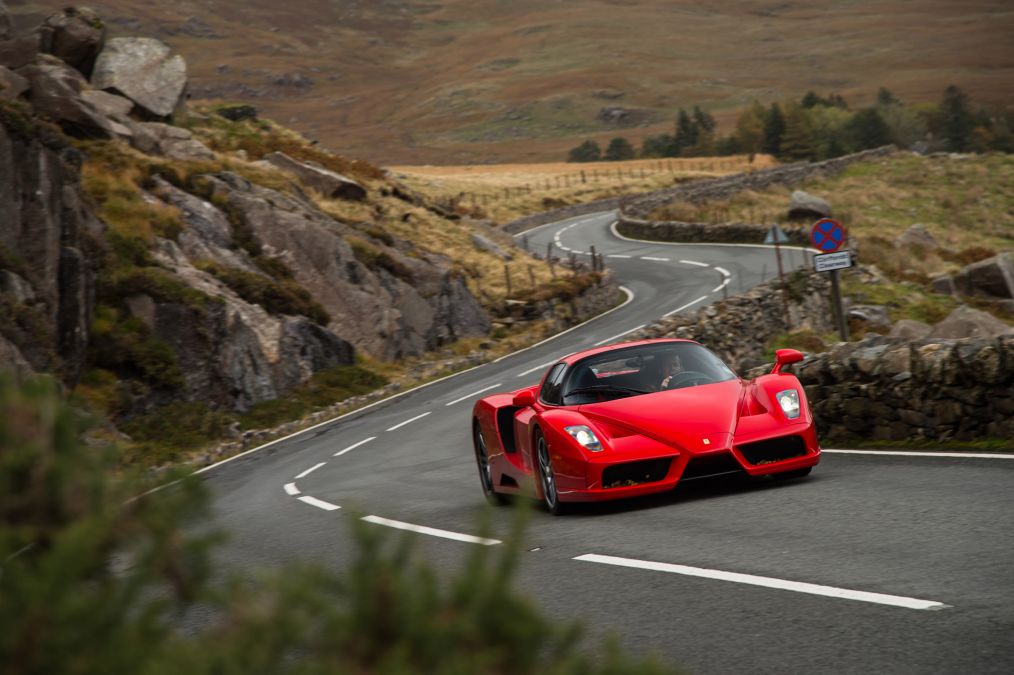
<box><xmin>0</xmin><ymin>64</ymin><xmax>27</xmax><ymax>99</ymax></box>
<box><xmin>135</xmin><ymin>122</ymin><xmax>214</xmax><ymax>161</ymax></box>
<box><xmin>848</xmin><ymin>304</ymin><xmax>891</xmax><ymax>331</ymax></box>
<box><xmin>37</xmin><ymin>7</ymin><xmax>106</xmax><ymax>77</ymax></box>
<box><xmin>91</xmin><ymin>37</ymin><xmax>187</xmax><ymax>118</ymax></box>
<box><xmin>889</xmin><ymin>319</ymin><xmax>932</xmax><ymax>339</ymax></box>
<box><xmin>0</xmin><ymin>33</ymin><xmax>39</xmax><ymax>70</ymax></box>
<box><xmin>952</xmin><ymin>253</ymin><xmax>1014</xmax><ymax>299</ymax></box>
<box><xmin>928</xmin><ymin>305</ymin><xmax>1014</xmax><ymax>339</ymax></box>
<box><xmin>787</xmin><ymin>190</ymin><xmax>832</xmax><ymax>221</ymax></box>
<box><xmin>17</xmin><ymin>56</ymin><xmax>113</xmax><ymax>138</ymax></box>
<box><xmin>931</xmin><ymin>273</ymin><xmax>956</xmax><ymax>296</ymax></box>
<box><xmin>262</xmin><ymin>151</ymin><xmax>367</xmax><ymax>200</ymax></box>
<box><xmin>894</xmin><ymin>223</ymin><xmax>939</xmax><ymax>251</ymax></box>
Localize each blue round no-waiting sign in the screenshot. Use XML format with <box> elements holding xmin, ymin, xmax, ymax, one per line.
<box><xmin>810</xmin><ymin>218</ymin><xmax>846</xmax><ymax>253</ymax></box>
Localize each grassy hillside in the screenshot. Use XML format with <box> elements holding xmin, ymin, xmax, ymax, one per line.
<box><xmin>11</xmin><ymin>1</ymin><xmax>1014</xmax><ymax>163</ymax></box>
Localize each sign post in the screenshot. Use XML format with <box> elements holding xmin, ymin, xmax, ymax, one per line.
<box><xmin>810</xmin><ymin>218</ymin><xmax>851</xmax><ymax>341</ymax></box>
<box><xmin>764</xmin><ymin>225</ymin><xmax>791</xmax><ymax>329</ymax></box>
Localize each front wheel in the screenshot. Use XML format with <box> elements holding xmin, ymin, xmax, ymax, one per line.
<box><xmin>474</xmin><ymin>422</ymin><xmax>509</xmax><ymax>505</ymax></box>
<box><xmin>535</xmin><ymin>430</ymin><xmax>569</xmax><ymax>515</ymax></box>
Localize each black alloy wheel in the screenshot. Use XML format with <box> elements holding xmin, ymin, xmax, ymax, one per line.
<box><xmin>536</xmin><ymin>430</ymin><xmax>568</xmax><ymax>515</ymax></box>
<box><xmin>474</xmin><ymin>421</ymin><xmax>508</xmax><ymax>505</ymax></box>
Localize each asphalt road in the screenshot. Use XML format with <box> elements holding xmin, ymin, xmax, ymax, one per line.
<box><xmin>200</xmin><ymin>211</ymin><xmax>1014</xmax><ymax>674</ymax></box>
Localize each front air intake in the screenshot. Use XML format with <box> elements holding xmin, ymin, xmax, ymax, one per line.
<box><xmin>602</xmin><ymin>458</ymin><xmax>672</xmax><ymax>488</ymax></box>
<box><xmin>680</xmin><ymin>453</ymin><xmax>744</xmax><ymax>481</ymax></box>
<box><xmin>737</xmin><ymin>435</ymin><xmax>808</xmax><ymax>465</ymax></box>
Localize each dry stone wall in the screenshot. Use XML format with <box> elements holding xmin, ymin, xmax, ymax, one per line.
<box><xmin>616</xmin><ymin>217</ymin><xmax>811</xmax><ymax>247</ymax></box>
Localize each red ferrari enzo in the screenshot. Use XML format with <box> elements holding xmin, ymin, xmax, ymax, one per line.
<box><xmin>471</xmin><ymin>338</ymin><xmax>820</xmax><ymax>514</ymax></box>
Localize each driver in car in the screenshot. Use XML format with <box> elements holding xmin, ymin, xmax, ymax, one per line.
<box><xmin>657</xmin><ymin>353</ymin><xmax>683</xmax><ymax>390</ymax></box>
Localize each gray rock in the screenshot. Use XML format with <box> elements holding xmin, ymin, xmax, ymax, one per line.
<box><xmin>931</xmin><ymin>273</ymin><xmax>955</xmax><ymax>296</ymax></box>
<box><xmin>0</xmin><ymin>1</ymin><xmax>11</xmax><ymax>40</ymax></box>
<box><xmin>952</xmin><ymin>252</ymin><xmax>1014</xmax><ymax>299</ymax></box>
<box><xmin>597</xmin><ymin>106</ymin><xmax>630</xmax><ymax>124</ymax></box>
<box><xmin>131</xmin><ymin>122</ymin><xmax>212</xmax><ymax>160</ymax></box>
<box><xmin>37</xmin><ymin>6</ymin><xmax>106</xmax><ymax>77</ymax></box>
<box><xmin>787</xmin><ymin>190</ymin><xmax>832</xmax><ymax>221</ymax></box>
<box><xmin>928</xmin><ymin>305</ymin><xmax>1014</xmax><ymax>339</ymax></box>
<box><xmin>0</xmin><ymin>269</ymin><xmax>35</xmax><ymax>303</ymax></box>
<box><xmin>0</xmin><ymin>334</ymin><xmax>34</xmax><ymax>380</ymax></box>
<box><xmin>889</xmin><ymin>319</ymin><xmax>932</xmax><ymax>339</ymax></box>
<box><xmin>0</xmin><ymin>64</ymin><xmax>27</xmax><ymax>99</ymax></box>
<box><xmin>470</xmin><ymin>233</ymin><xmax>512</xmax><ymax>260</ymax></box>
<box><xmin>0</xmin><ymin>34</ymin><xmax>40</xmax><ymax>70</ymax></box>
<box><xmin>80</xmin><ymin>89</ymin><xmax>133</xmax><ymax>117</ymax></box>
<box><xmin>262</xmin><ymin>151</ymin><xmax>367</xmax><ymax>201</ymax></box>
<box><xmin>848</xmin><ymin>304</ymin><xmax>891</xmax><ymax>330</ymax></box>
<box><xmin>91</xmin><ymin>37</ymin><xmax>187</xmax><ymax>118</ymax></box>
<box><xmin>17</xmin><ymin>57</ymin><xmax>113</xmax><ymax>138</ymax></box>
<box><xmin>894</xmin><ymin>223</ymin><xmax>938</xmax><ymax>251</ymax></box>
<box><xmin>162</xmin><ymin>137</ymin><xmax>214</xmax><ymax>162</ymax></box>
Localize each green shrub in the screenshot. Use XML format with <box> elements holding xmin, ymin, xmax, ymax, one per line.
<box><xmin>121</xmin><ymin>401</ymin><xmax>238</xmax><ymax>463</ymax></box>
<box><xmin>1</xmin><ymin>375</ymin><xmax>680</xmax><ymax>674</ymax></box>
<box><xmin>89</xmin><ymin>305</ymin><xmax>184</xmax><ymax>390</ymax></box>
<box><xmin>197</xmin><ymin>262</ymin><xmax>331</xmax><ymax>325</ymax></box>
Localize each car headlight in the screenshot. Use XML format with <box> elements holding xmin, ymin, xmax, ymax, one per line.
<box><xmin>776</xmin><ymin>389</ymin><xmax>801</xmax><ymax>419</ymax></box>
<box><xmin>565</xmin><ymin>425</ymin><xmax>602</xmax><ymax>451</ymax></box>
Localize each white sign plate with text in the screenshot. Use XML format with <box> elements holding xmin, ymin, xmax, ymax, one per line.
<box><xmin>814</xmin><ymin>250</ymin><xmax>852</xmax><ymax>273</ymax></box>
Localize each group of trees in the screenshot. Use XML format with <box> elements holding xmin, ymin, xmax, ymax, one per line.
<box><xmin>567</xmin><ymin>85</ymin><xmax>1013</xmax><ymax>163</ymax></box>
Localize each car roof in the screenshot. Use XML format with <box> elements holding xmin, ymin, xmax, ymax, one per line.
<box><xmin>556</xmin><ymin>337</ymin><xmax>698</xmax><ymax>366</ymax></box>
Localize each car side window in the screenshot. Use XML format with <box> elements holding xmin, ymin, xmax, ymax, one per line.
<box><xmin>539</xmin><ymin>364</ymin><xmax>567</xmax><ymax>405</ymax></box>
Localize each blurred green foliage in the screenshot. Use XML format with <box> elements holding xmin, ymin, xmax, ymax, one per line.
<box><xmin>0</xmin><ymin>375</ymin><xmax>681</xmax><ymax>674</ymax></box>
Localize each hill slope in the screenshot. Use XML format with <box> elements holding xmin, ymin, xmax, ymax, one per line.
<box><xmin>8</xmin><ymin>1</ymin><xmax>1014</xmax><ymax>163</ymax></box>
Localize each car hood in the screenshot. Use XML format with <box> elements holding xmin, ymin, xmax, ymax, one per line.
<box><xmin>578</xmin><ymin>379</ymin><xmax>741</xmax><ymax>451</ymax></box>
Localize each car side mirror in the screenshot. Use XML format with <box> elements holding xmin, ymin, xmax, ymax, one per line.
<box><xmin>771</xmin><ymin>348</ymin><xmax>804</xmax><ymax>374</ymax></box>
<box><xmin>513</xmin><ymin>389</ymin><xmax>536</xmax><ymax>407</ymax></box>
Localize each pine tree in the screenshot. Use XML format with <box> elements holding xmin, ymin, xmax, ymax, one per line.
<box><xmin>604</xmin><ymin>137</ymin><xmax>635</xmax><ymax>161</ymax></box>
<box><xmin>763</xmin><ymin>103</ymin><xmax>785</xmax><ymax>155</ymax></box>
<box><xmin>735</xmin><ymin>101</ymin><xmax>766</xmax><ymax>162</ymax></box>
<box><xmin>778</xmin><ymin>104</ymin><xmax>817</xmax><ymax>161</ymax></box>
<box><xmin>640</xmin><ymin>134</ymin><xmax>676</xmax><ymax>157</ymax></box>
<box><xmin>940</xmin><ymin>85</ymin><xmax>974</xmax><ymax>152</ymax></box>
<box><xmin>567</xmin><ymin>139</ymin><xmax>602</xmax><ymax>162</ymax></box>
<box><xmin>846</xmin><ymin>108</ymin><xmax>892</xmax><ymax>150</ymax></box>
<box><xmin>876</xmin><ymin>87</ymin><xmax>900</xmax><ymax>106</ymax></box>
<box><xmin>674</xmin><ymin>108</ymin><xmax>696</xmax><ymax>155</ymax></box>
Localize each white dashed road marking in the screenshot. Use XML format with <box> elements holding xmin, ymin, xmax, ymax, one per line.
<box><xmin>386</xmin><ymin>412</ymin><xmax>432</xmax><ymax>432</ymax></box>
<box><xmin>334</xmin><ymin>436</ymin><xmax>376</xmax><ymax>457</ymax></box>
<box><xmin>517</xmin><ymin>359</ymin><xmax>557</xmax><ymax>378</ymax></box>
<box><xmin>715</xmin><ymin>266</ymin><xmax>731</xmax><ymax>277</ymax></box>
<box><xmin>445</xmin><ymin>383</ymin><xmax>504</xmax><ymax>407</ymax></box>
<box><xmin>641</xmin><ymin>256</ymin><xmax>670</xmax><ymax>262</ymax></box>
<box><xmin>663</xmin><ymin>295</ymin><xmax>709</xmax><ymax>318</ymax></box>
<box><xmin>284</xmin><ymin>482</ymin><xmax>300</xmax><ymax>496</ymax></box>
<box><xmin>295</xmin><ymin>462</ymin><xmax>327</xmax><ymax>479</ymax></box>
<box><xmin>680</xmin><ymin>259</ymin><xmax>710</xmax><ymax>267</ymax></box>
<box><xmin>298</xmin><ymin>495</ymin><xmax>341</xmax><ymax>511</ymax></box>
<box><xmin>607</xmin><ymin>254</ymin><xmax>633</xmax><ymax>259</ymax></box>
<box><xmin>362</xmin><ymin>515</ymin><xmax>501</xmax><ymax>546</ymax></box>
<box><xmin>593</xmin><ymin>324</ymin><xmax>646</xmax><ymax>347</ymax></box>
<box><xmin>574</xmin><ymin>554</ymin><xmax>949</xmax><ymax>611</ymax></box>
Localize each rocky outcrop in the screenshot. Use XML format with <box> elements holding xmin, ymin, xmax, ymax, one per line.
<box><xmin>17</xmin><ymin>56</ymin><xmax>114</xmax><ymax>138</ymax></box>
<box><xmin>951</xmin><ymin>253</ymin><xmax>1014</xmax><ymax>300</ymax></box>
<box><xmin>91</xmin><ymin>37</ymin><xmax>186</xmax><ymax>118</ymax></box>
<box><xmin>927</xmin><ymin>305</ymin><xmax>1014</xmax><ymax>339</ymax></box>
<box><xmin>0</xmin><ymin>65</ymin><xmax>27</xmax><ymax>99</ymax></box>
<box><xmin>137</xmin><ymin>121</ymin><xmax>214</xmax><ymax>160</ymax></box>
<box><xmin>198</xmin><ymin>172</ymin><xmax>489</xmax><ymax>359</ymax></box>
<box><xmin>261</xmin><ymin>151</ymin><xmax>367</xmax><ymax>200</ymax></box>
<box><xmin>36</xmin><ymin>7</ymin><xmax>106</xmax><ymax>78</ymax></box>
<box><xmin>0</xmin><ymin>108</ymin><xmax>99</xmax><ymax>383</ymax></box>
<box><xmin>771</xmin><ymin>335</ymin><xmax>1014</xmax><ymax>442</ymax></box>
<box><xmin>787</xmin><ymin>190</ymin><xmax>832</xmax><ymax>221</ymax></box>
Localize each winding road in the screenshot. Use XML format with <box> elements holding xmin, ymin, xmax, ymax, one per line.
<box><xmin>200</xmin><ymin>211</ymin><xmax>1014</xmax><ymax>674</ymax></box>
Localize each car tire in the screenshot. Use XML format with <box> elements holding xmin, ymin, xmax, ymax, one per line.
<box><xmin>473</xmin><ymin>421</ymin><xmax>509</xmax><ymax>506</ymax></box>
<box><xmin>535</xmin><ymin>429</ymin><xmax>569</xmax><ymax>515</ymax></box>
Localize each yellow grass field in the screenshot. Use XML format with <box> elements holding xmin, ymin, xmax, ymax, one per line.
<box><xmin>391</xmin><ymin>155</ymin><xmax>778</xmax><ymax>223</ymax></box>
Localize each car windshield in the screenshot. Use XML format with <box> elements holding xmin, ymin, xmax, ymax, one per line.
<box><xmin>561</xmin><ymin>342</ymin><xmax>736</xmax><ymax>405</ymax></box>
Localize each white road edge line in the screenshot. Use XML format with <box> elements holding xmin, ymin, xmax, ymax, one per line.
<box><xmin>298</xmin><ymin>495</ymin><xmax>341</xmax><ymax>511</ymax></box>
<box><xmin>362</xmin><ymin>515</ymin><xmax>501</xmax><ymax>546</ymax></box>
<box><xmin>607</xmin><ymin>254</ymin><xmax>633</xmax><ymax>259</ymax></box>
<box><xmin>445</xmin><ymin>383</ymin><xmax>504</xmax><ymax>406</ymax></box>
<box><xmin>284</xmin><ymin>482</ymin><xmax>300</xmax><ymax>496</ymax></box>
<box><xmin>715</xmin><ymin>266</ymin><xmax>731</xmax><ymax>277</ymax></box>
<box><xmin>824</xmin><ymin>448</ymin><xmax>1014</xmax><ymax>460</ymax></box>
<box><xmin>593</xmin><ymin>324</ymin><xmax>647</xmax><ymax>347</ymax></box>
<box><xmin>386</xmin><ymin>412</ymin><xmax>432</xmax><ymax>432</ymax></box>
<box><xmin>574</xmin><ymin>553</ymin><xmax>949</xmax><ymax>611</ymax></box>
<box><xmin>295</xmin><ymin>462</ymin><xmax>327</xmax><ymax>479</ymax></box>
<box><xmin>334</xmin><ymin>436</ymin><xmax>377</xmax><ymax>457</ymax></box>
<box><xmin>493</xmin><ymin>285</ymin><xmax>634</xmax><ymax>363</ymax></box>
<box><xmin>517</xmin><ymin>360</ymin><xmax>557</xmax><ymax>378</ymax></box>
<box><xmin>663</xmin><ymin>295</ymin><xmax>709</xmax><ymax>318</ymax></box>
<box><xmin>641</xmin><ymin>256</ymin><xmax>670</xmax><ymax>262</ymax></box>
<box><xmin>680</xmin><ymin>259</ymin><xmax>710</xmax><ymax>267</ymax></box>
<box><xmin>711</xmin><ymin>280</ymin><xmax>730</xmax><ymax>293</ymax></box>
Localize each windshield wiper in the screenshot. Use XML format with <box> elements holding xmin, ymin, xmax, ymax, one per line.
<box><xmin>566</xmin><ymin>384</ymin><xmax>652</xmax><ymax>397</ymax></box>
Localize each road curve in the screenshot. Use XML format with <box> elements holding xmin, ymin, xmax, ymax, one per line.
<box><xmin>200</xmin><ymin>211</ymin><xmax>1014</xmax><ymax>675</ymax></box>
